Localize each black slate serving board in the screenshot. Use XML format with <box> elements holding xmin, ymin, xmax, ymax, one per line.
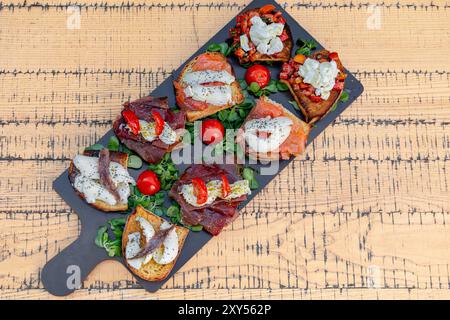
<box><xmin>42</xmin><ymin>0</ymin><xmax>364</xmax><ymax>296</ymax></box>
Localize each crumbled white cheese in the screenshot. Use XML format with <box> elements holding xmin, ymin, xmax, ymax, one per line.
<box><xmin>248</xmin><ymin>16</ymin><xmax>284</xmax><ymax>55</ymax></box>
<box><xmin>298</xmin><ymin>58</ymin><xmax>339</xmax><ymax>100</ymax></box>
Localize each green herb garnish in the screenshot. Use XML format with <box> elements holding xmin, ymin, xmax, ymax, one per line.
<box><xmin>295</xmin><ymin>38</ymin><xmax>317</xmax><ymax>56</ymax></box>
<box><xmin>245</xmin><ymin>79</ymin><xmax>289</xmax><ymax>97</ymax></box>
<box><xmin>107</xmin><ymin>136</ymin><xmax>120</xmax><ymax>151</ymax></box>
<box><xmin>84</xmin><ymin>143</ymin><xmax>105</xmax><ymax>152</ymax></box>
<box><xmin>148</xmin><ymin>153</ymin><xmax>179</xmax><ymax>191</ymax></box>
<box><xmin>207</xmin><ymin>42</ymin><xmax>234</xmax><ymax>57</ymax></box>
<box><xmin>242</xmin><ymin>167</ymin><xmax>259</xmax><ymax>190</ymax></box>
<box><xmin>95</xmin><ymin>218</ymin><xmax>126</xmax><ymax>257</ymax></box>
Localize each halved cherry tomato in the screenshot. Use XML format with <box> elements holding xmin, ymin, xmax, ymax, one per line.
<box><xmin>293</xmin><ymin>54</ymin><xmax>306</xmax><ymax>64</ymax></box>
<box><xmin>137</xmin><ymin>170</ymin><xmax>161</xmax><ymax>195</ymax></box>
<box><xmin>260</xmin><ymin>4</ymin><xmax>276</xmax><ymax>14</ymax></box>
<box><xmin>191</xmin><ymin>177</ymin><xmax>208</xmax><ymax>205</ymax></box>
<box><xmin>328</xmin><ymin>52</ymin><xmax>339</xmax><ymax>61</ymax></box>
<box><xmin>221</xmin><ymin>175</ymin><xmax>231</xmax><ymax>198</ymax></box>
<box><xmin>245</xmin><ymin>64</ymin><xmax>271</xmax><ymax>88</ymax></box>
<box><xmin>151</xmin><ymin>110</ymin><xmax>164</xmax><ymax>135</ymax></box>
<box><xmin>201</xmin><ymin>119</ymin><xmax>225</xmax><ymax>145</ymax></box>
<box><xmin>122</xmin><ymin>109</ymin><xmax>140</xmax><ymax>135</ymax></box>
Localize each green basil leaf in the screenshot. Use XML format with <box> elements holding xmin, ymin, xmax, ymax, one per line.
<box><xmin>289</xmin><ymin>100</ymin><xmax>300</xmax><ymax>111</ymax></box>
<box><xmin>107</xmin><ymin>136</ymin><xmax>120</xmax><ymax>151</ymax></box>
<box><xmin>248</xmin><ymin>82</ymin><xmax>260</xmax><ymax>93</ymax></box>
<box><xmin>295</xmin><ymin>47</ymin><xmax>310</xmax><ymax>56</ymax></box>
<box><xmin>166</xmin><ymin>205</ymin><xmax>180</xmax><ymax>218</ymax></box>
<box><xmin>218</xmin><ymin>42</ymin><xmax>229</xmax><ymax>56</ymax></box>
<box><xmin>276</xmin><ymin>80</ymin><xmax>289</xmax><ymax>91</ymax></box>
<box><xmin>207</xmin><ymin>43</ymin><xmax>221</xmax><ymax>52</ymax></box>
<box><xmin>339</xmin><ymin>91</ymin><xmax>349</xmax><ymax>103</ymax></box>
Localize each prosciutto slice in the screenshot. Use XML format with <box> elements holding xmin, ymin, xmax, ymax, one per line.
<box><xmin>113</xmin><ymin>96</ymin><xmax>186</xmax><ymax>164</ymax></box>
<box><xmin>169</xmin><ymin>164</ymin><xmax>247</xmax><ymax>236</ymax></box>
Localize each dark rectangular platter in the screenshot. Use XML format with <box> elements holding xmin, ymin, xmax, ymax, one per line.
<box><xmin>42</xmin><ymin>0</ymin><xmax>364</xmax><ymax>296</ymax></box>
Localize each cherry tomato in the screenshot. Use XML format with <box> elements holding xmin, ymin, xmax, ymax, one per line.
<box><xmin>137</xmin><ymin>170</ymin><xmax>161</xmax><ymax>195</ymax></box>
<box><xmin>122</xmin><ymin>109</ymin><xmax>140</xmax><ymax>135</ymax></box>
<box><xmin>201</xmin><ymin>119</ymin><xmax>225</xmax><ymax>145</ymax></box>
<box><xmin>191</xmin><ymin>177</ymin><xmax>208</xmax><ymax>205</ymax></box>
<box><xmin>245</xmin><ymin>64</ymin><xmax>271</xmax><ymax>88</ymax></box>
<box><xmin>221</xmin><ymin>175</ymin><xmax>231</xmax><ymax>198</ymax></box>
<box><xmin>151</xmin><ymin>110</ymin><xmax>165</xmax><ymax>135</ymax></box>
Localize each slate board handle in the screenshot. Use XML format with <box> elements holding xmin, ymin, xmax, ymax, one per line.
<box><xmin>41</xmin><ymin>230</ymin><xmax>109</xmax><ymax>297</ymax></box>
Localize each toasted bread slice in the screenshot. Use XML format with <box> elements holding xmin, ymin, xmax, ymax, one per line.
<box><xmin>68</xmin><ymin>149</ymin><xmax>130</xmax><ymax>212</ymax></box>
<box><xmin>122</xmin><ymin>205</ymin><xmax>189</xmax><ymax>281</ymax></box>
<box><xmin>231</xmin><ymin>8</ymin><xmax>293</xmax><ymax>64</ymax></box>
<box><xmin>280</xmin><ymin>50</ymin><xmax>346</xmax><ymax>124</ymax></box>
<box><xmin>237</xmin><ymin>96</ymin><xmax>310</xmax><ymax>161</ymax></box>
<box><xmin>174</xmin><ymin>52</ymin><xmax>244</xmax><ymax>122</ymax></box>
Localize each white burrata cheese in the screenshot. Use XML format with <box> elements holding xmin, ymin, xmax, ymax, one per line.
<box><xmin>184</xmin><ymin>85</ymin><xmax>233</xmax><ymax>106</ymax></box>
<box><xmin>298</xmin><ymin>58</ymin><xmax>339</xmax><ymax>100</ymax></box>
<box><xmin>248</xmin><ymin>16</ymin><xmax>284</xmax><ymax>55</ymax></box>
<box><xmin>244</xmin><ymin>116</ymin><xmax>293</xmax><ymax>153</ymax></box>
<box><xmin>181</xmin><ymin>179</ymin><xmax>251</xmax><ymax>207</ymax></box>
<box><xmin>240</xmin><ymin>34</ymin><xmax>252</xmax><ymax>52</ymax></box>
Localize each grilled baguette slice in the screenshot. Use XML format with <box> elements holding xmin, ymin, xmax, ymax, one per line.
<box><xmin>68</xmin><ymin>149</ymin><xmax>130</xmax><ymax>212</ymax></box>
<box><xmin>280</xmin><ymin>50</ymin><xmax>346</xmax><ymax>124</ymax></box>
<box><xmin>174</xmin><ymin>52</ymin><xmax>244</xmax><ymax>122</ymax></box>
<box><xmin>122</xmin><ymin>205</ymin><xmax>189</xmax><ymax>281</ymax></box>
<box><xmin>232</xmin><ymin>8</ymin><xmax>293</xmax><ymax>64</ymax></box>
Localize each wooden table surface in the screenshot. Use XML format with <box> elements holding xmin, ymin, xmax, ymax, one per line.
<box><xmin>1</xmin><ymin>0</ymin><xmax>449</xmax><ymax>300</ymax></box>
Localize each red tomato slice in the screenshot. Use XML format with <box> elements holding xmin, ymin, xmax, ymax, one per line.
<box><xmin>122</xmin><ymin>109</ymin><xmax>140</xmax><ymax>135</ymax></box>
<box><xmin>201</xmin><ymin>119</ymin><xmax>225</xmax><ymax>145</ymax></box>
<box><xmin>151</xmin><ymin>110</ymin><xmax>165</xmax><ymax>135</ymax></box>
<box><xmin>137</xmin><ymin>170</ymin><xmax>161</xmax><ymax>196</ymax></box>
<box><xmin>191</xmin><ymin>177</ymin><xmax>208</xmax><ymax>205</ymax></box>
<box><xmin>245</xmin><ymin>64</ymin><xmax>271</xmax><ymax>88</ymax></box>
<box><xmin>221</xmin><ymin>175</ymin><xmax>231</xmax><ymax>198</ymax></box>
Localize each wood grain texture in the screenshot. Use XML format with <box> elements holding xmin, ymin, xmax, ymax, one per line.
<box><xmin>0</xmin><ymin>0</ymin><xmax>449</xmax><ymax>299</ymax></box>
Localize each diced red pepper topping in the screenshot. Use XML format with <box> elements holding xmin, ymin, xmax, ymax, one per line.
<box><xmin>122</xmin><ymin>109</ymin><xmax>140</xmax><ymax>135</ymax></box>
<box><xmin>328</xmin><ymin>52</ymin><xmax>339</xmax><ymax>61</ymax></box>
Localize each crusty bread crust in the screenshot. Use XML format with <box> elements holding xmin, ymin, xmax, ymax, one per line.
<box><xmin>237</xmin><ymin>96</ymin><xmax>310</xmax><ymax>161</ymax></box>
<box><xmin>122</xmin><ymin>205</ymin><xmax>189</xmax><ymax>281</ymax></box>
<box><xmin>281</xmin><ymin>50</ymin><xmax>345</xmax><ymax>124</ymax></box>
<box><xmin>234</xmin><ymin>8</ymin><xmax>293</xmax><ymax>64</ymax></box>
<box><xmin>174</xmin><ymin>52</ymin><xmax>244</xmax><ymax>122</ymax></box>
<box><xmin>68</xmin><ymin>149</ymin><xmax>130</xmax><ymax>212</ymax></box>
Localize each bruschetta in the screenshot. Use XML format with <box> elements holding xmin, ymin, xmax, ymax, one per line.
<box><xmin>113</xmin><ymin>96</ymin><xmax>186</xmax><ymax>164</ymax></box>
<box><xmin>230</xmin><ymin>5</ymin><xmax>293</xmax><ymax>64</ymax></box>
<box><xmin>280</xmin><ymin>50</ymin><xmax>347</xmax><ymax>124</ymax></box>
<box><xmin>236</xmin><ymin>96</ymin><xmax>310</xmax><ymax>161</ymax></box>
<box><xmin>122</xmin><ymin>205</ymin><xmax>189</xmax><ymax>281</ymax></box>
<box><xmin>68</xmin><ymin>149</ymin><xmax>136</xmax><ymax>212</ymax></box>
<box><xmin>169</xmin><ymin>164</ymin><xmax>251</xmax><ymax>236</ymax></box>
<box><xmin>173</xmin><ymin>52</ymin><xmax>244</xmax><ymax>122</ymax></box>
